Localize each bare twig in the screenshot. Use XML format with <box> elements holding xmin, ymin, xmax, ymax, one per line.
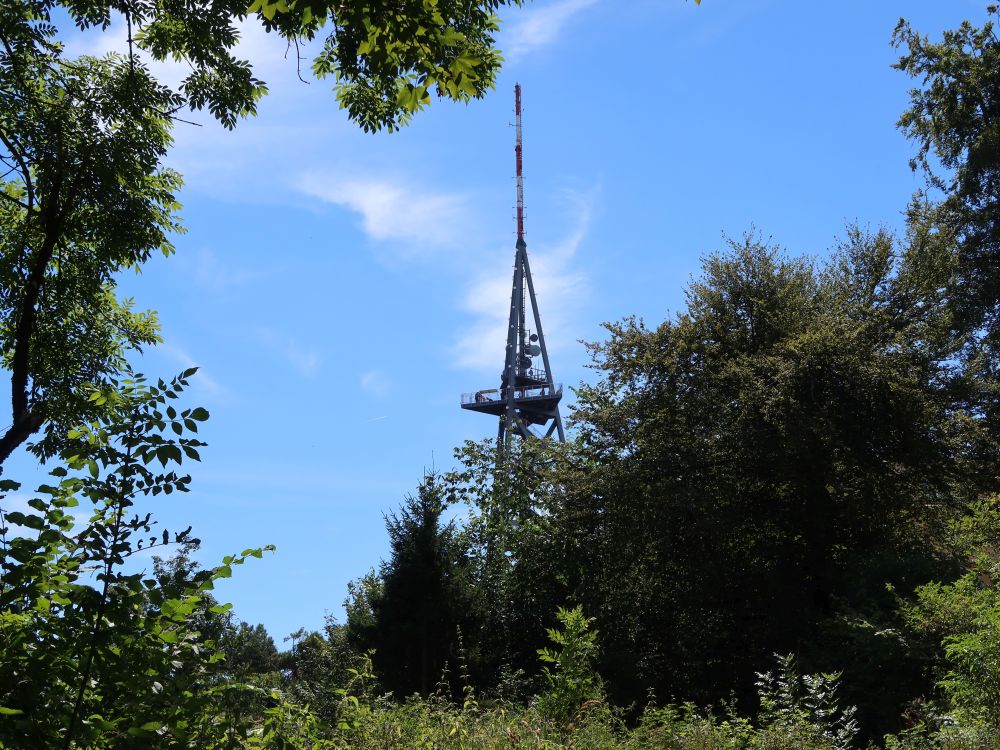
<box><xmin>289</xmin><ymin>36</ymin><xmax>311</xmax><ymax>84</ymax></box>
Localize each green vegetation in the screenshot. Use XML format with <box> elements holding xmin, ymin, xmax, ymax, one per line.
<box><xmin>2</xmin><ymin>3</ymin><xmax>1000</xmax><ymax>749</ymax></box>
<box><xmin>0</xmin><ymin>0</ymin><xmax>525</xmax><ymax>468</ymax></box>
<box><xmin>0</xmin><ymin>370</ymin><xmax>272</xmax><ymax>747</ymax></box>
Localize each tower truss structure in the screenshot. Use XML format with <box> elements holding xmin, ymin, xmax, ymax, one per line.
<box><xmin>460</xmin><ymin>84</ymin><xmax>565</xmax><ymax>449</ymax></box>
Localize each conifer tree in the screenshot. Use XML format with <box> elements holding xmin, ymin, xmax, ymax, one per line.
<box><xmin>351</xmin><ymin>476</ymin><xmax>473</xmax><ymax>698</ymax></box>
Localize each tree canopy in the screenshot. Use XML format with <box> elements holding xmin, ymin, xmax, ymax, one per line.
<box><xmin>9</xmin><ymin>3</ymin><xmax>1000</xmax><ymax>749</ymax></box>
<box><xmin>0</xmin><ymin>0</ymin><xmax>527</xmax><ymax>467</ymax></box>
<box><xmin>894</xmin><ymin>5</ymin><xmax>1000</xmax><ymax>360</ymax></box>
<box><xmin>0</xmin><ymin>47</ymin><xmax>178</xmax><ymax>465</ymax></box>
<box><xmin>562</xmin><ymin>228</ymin><xmax>991</xmax><ymax>723</ymax></box>
<box><xmin>6</xmin><ymin>0</ymin><xmax>523</xmax><ymax>132</ymax></box>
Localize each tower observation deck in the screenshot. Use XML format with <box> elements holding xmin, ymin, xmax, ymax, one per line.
<box><xmin>460</xmin><ymin>84</ymin><xmax>565</xmax><ymax>449</ymax></box>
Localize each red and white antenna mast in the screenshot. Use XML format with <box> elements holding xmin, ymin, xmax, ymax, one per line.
<box><xmin>459</xmin><ymin>81</ymin><xmax>565</xmax><ymax>449</ymax></box>
<box><xmin>514</xmin><ymin>83</ymin><xmax>525</xmax><ymax>244</ymax></box>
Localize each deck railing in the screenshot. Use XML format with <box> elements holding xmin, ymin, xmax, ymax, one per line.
<box><xmin>521</xmin><ymin>367</ymin><xmax>548</xmax><ymax>382</ymax></box>
<box><xmin>461</xmin><ymin>383</ymin><xmax>562</xmax><ymax>406</ymax></box>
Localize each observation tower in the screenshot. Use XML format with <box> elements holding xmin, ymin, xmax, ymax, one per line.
<box><xmin>460</xmin><ymin>84</ymin><xmax>565</xmax><ymax>450</ymax></box>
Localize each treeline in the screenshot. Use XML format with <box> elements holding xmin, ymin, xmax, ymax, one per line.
<box><xmin>280</xmin><ymin>220</ymin><xmax>996</xmax><ymax>744</ymax></box>
<box><xmin>2</xmin><ymin>6</ymin><xmax>1000</xmax><ymax>750</ymax></box>
<box><xmin>231</xmin><ymin>8</ymin><xmax>1000</xmax><ymax>745</ymax></box>
<box><xmin>194</xmin><ymin>208</ymin><xmax>1000</xmax><ymax>744</ymax></box>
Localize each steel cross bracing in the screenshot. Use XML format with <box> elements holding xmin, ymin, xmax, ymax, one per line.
<box><xmin>460</xmin><ymin>83</ymin><xmax>565</xmax><ymax>450</ymax></box>
<box><xmin>497</xmin><ymin>236</ymin><xmax>565</xmax><ymax>446</ymax></box>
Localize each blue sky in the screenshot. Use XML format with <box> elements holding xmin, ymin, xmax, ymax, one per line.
<box><xmin>2</xmin><ymin>0</ymin><xmax>991</xmax><ymax>642</ymax></box>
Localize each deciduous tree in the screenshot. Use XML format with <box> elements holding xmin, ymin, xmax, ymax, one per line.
<box><xmin>557</xmin><ymin>229</ymin><xmax>991</xmax><ymax>734</ymax></box>
<box><xmin>0</xmin><ymin>47</ymin><xmax>178</xmax><ymax>466</ymax></box>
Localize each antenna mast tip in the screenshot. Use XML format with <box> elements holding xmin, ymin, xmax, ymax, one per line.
<box><xmin>514</xmin><ymin>85</ymin><xmax>524</xmax><ymax>242</ymax></box>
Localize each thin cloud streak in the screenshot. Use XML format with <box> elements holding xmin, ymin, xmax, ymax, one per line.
<box><xmin>504</xmin><ymin>0</ymin><xmax>599</xmax><ymax>58</ymax></box>
<box><xmin>159</xmin><ymin>343</ymin><xmax>226</xmax><ymax>395</ymax></box>
<box><xmin>298</xmin><ymin>174</ymin><xmax>468</xmax><ymax>250</ymax></box>
<box><xmin>453</xmin><ymin>189</ymin><xmax>593</xmax><ymax>371</ymax></box>
<box><xmin>256</xmin><ymin>328</ymin><xmax>322</xmax><ymax>378</ymax></box>
<box><xmin>360</xmin><ymin>370</ymin><xmax>392</xmax><ymax>398</ymax></box>
<box><xmin>180</xmin><ymin>247</ymin><xmax>266</xmax><ymax>292</ymax></box>
<box><xmin>285</xmin><ymin>340</ymin><xmax>321</xmax><ymax>378</ymax></box>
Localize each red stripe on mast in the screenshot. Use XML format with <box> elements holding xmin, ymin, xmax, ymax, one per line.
<box><xmin>515</xmin><ymin>83</ymin><xmax>524</xmax><ymax>243</ymax></box>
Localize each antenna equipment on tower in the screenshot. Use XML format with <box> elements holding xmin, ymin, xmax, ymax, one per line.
<box><xmin>459</xmin><ymin>84</ymin><xmax>566</xmax><ymax>454</ymax></box>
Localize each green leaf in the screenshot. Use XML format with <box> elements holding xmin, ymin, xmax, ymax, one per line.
<box><xmin>6</xmin><ymin>512</ymin><xmax>44</xmax><ymax>530</ymax></box>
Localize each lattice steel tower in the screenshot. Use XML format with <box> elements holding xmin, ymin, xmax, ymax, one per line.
<box><xmin>460</xmin><ymin>84</ymin><xmax>565</xmax><ymax>449</ymax></box>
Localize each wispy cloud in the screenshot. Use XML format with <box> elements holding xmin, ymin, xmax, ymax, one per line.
<box><xmin>504</xmin><ymin>0</ymin><xmax>599</xmax><ymax>58</ymax></box>
<box><xmin>285</xmin><ymin>340</ymin><xmax>321</xmax><ymax>377</ymax></box>
<box><xmin>257</xmin><ymin>329</ymin><xmax>322</xmax><ymax>377</ymax></box>
<box><xmin>297</xmin><ymin>174</ymin><xmax>468</xmax><ymax>251</ymax></box>
<box><xmin>159</xmin><ymin>343</ymin><xmax>226</xmax><ymax>395</ymax></box>
<box><xmin>453</xmin><ymin>189</ymin><xmax>593</xmax><ymax>370</ymax></box>
<box><xmin>360</xmin><ymin>369</ymin><xmax>392</xmax><ymax>398</ymax></box>
<box><xmin>177</xmin><ymin>247</ymin><xmax>266</xmax><ymax>292</ymax></box>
